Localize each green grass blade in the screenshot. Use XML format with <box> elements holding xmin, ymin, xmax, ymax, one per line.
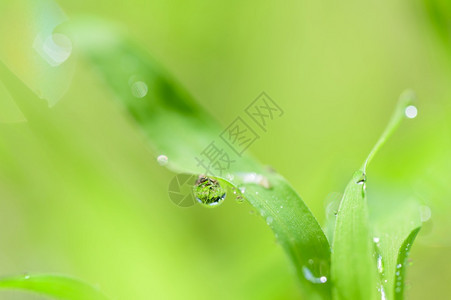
<box><xmin>369</xmin><ymin>188</ymin><xmax>423</xmax><ymax>300</ymax></box>
<box><xmin>393</xmin><ymin>227</ymin><xmax>420</xmax><ymax>299</ymax></box>
<box><xmin>332</xmin><ymin>92</ymin><xmax>416</xmax><ymax>300</ymax></box>
<box><xmin>362</xmin><ymin>90</ymin><xmax>417</xmax><ymax>173</ymax></box>
<box><xmin>0</xmin><ymin>274</ymin><xmax>108</xmax><ymax>300</ymax></box>
<box><xmin>64</xmin><ymin>18</ymin><xmax>331</xmax><ymax>299</ymax></box>
<box><xmin>331</xmin><ymin>170</ymin><xmax>376</xmax><ymax>300</ymax></box>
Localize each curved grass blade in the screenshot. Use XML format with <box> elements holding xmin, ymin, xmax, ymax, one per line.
<box><xmin>64</xmin><ymin>18</ymin><xmax>331</xmax><ymax>299</ymax></box>
<box><xmin>332</xmin><ymin>170</ymin><xmax>376</xmax><ymax>300</ymax></box>
<box><xmin>369</xmin><ymin>189</ymin><xmax>422</xmax><ymax>300</ymax></box>
<box><xmin>0</xmin><ymin>274</ymin><xmax>108</xmax><ymax>300</ymax></box>
<box><xmin>393</xmin><ymin>227</ymin><xmax>420</xmax><ymax>299</ymax></box>
<box><xmin>332</xmin><ymin>91</ymin><xmax>417</xmax><ymax>300</ymax></box>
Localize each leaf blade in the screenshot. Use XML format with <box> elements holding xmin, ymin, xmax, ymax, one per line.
<box><xmin>65</xmin><ymin>18</ymin><xmax>332</xmax><ymax>299</ymax></box>
<box><xmin>332</xmin><ymin>92</ymin><xmax>416</xmax><ymax>300</ymax></box>
<box><xmin>0</xmin><ymin>274</ymin><xmax>108</xmax><ymax>300</ymax></box>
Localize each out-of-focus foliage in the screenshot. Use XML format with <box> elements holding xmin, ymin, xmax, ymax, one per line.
<box><xmin>0</xmin><ymin>274</ymin><xmax>108</xmax><ymax>300</ymax></box>
<box><xmin>424</xmin><ymin>0</ymin><xmax>451</xmax><ymax>45</ymax></box>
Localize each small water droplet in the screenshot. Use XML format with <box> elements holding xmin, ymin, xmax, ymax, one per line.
<box><xmin>395</xmin><ymin>271</ymin><xmax>400</xmax><ymax>276</ymax></box>
<box><xmin>405</xmin><ymin>105</ymin><xmax>418</xmax><ymax>119</ymax></box>
<box><xmin>419</xmin><ymin>205</ymin><xmax>431</xmax><ymax>222</ymax></box>
<box><xmin>301</xmin><ymin>266</ymin><xmax>328</xmax><ymax>284</ymax></box>
<box><xmin>240</xmin><ymin>173</ymin><xmax>271</xmax><ymax>189</ymax></box>
<box><xmin>34</xmin><ymin>33</ymin><xmax>72</xmax><ymax>67</ymax></box>
<box><xmin>373</xmin><ymin>237</ymin><xmax>380</xmax><ymax>243</ymax></box>
<box><xmin>395</xmin><ymin>287</ymin><xmax>402</xmax><ymax>293</ymax></box>
<box><xmin>131</xmin><ymin>81</ymin><xmax>148</xmax><ymax>98</ymax></box>
<box><xmin>396</xmin><ymin>263</ymin><xmax>402</xmax><ymax>269</ymax></box>
<box><xmin>377</xmin><ymin>255</ymin><xmax>383</xmax><ymax>273</ymax></box>
<box><xmin>236</xmin><ymin>195</ymin><xmax>244</xmax><ymax>203</ymax></box>
<box><xmin>255</xmin><ymin>191</ymin><xmax>259</xmax><ymax>195</ymax></box>
<box><xmin>280</xmin><ymin>205</ymin><xmax>283</xmax><ymax>209</ymax></box>
<box><xmin>380</xmin><ymin>285</ymin><xmax>387</xmax><ymax>300</ymax></box>
<box><xmin>157</xmin><ymin>155</ymin><xmax>168</xmax><ymax>166</ymax></box>
<box><xmin>193</xmin><ymin>176</ymin><xmax>226</xmax><ymax>207</ymax></box>
<box><xmin>266</xmin><ymin>216</ymin><xmax>273</xmax><ymax>225</ymax></box>
<box><xmin>240</xmin><ymin>187</ymin><xmax>246</xmax><ymax>194</ymax></box>
<box><xmin>225</xmin><ymin>173</ymin><xmax>234</xmax><ymax>181</ymax></box>
<box><xmin>24</xmin><ymin>274</ymin><xmax>30</xmax><ymax>280</ymax></box>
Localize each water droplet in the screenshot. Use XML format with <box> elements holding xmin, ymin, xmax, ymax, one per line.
<box><xmin>131</xmin><ymin>81</ymin><xmax>148</xmax><ymax>98</ymax></box>
<box><xmin>193</xmin><ymin>176</ymin><xmax>226</xmax><ymax>207</ymax></box>
<box><xmin>355</xmin><ymin>172</ymin><xmax>366</xmax><ymax>185</ymax></box>
<box><xmin>24</xmin><ymin>274</ymin><xmax>30</xmax><ymax>280</ymax></box>
<box><xmin>396</xmin><ymin>263</ymin><xmax>402</xmax><ymax>269</ymax></box>
<box><xmin>395</xmin><ymin>271</ymin><xmax>400</xmax><ymax>276</ymax></box>
<box><xmin>380</xmin><ymin>285</ymin><xmax>387</xmax><ymax>300</ymax></box>
<box><xmin>301</xmin><ymin>266</ymin><xmax>328</xmax><ymax>284</ymax></box>
<box><xmin>243</xmin><ymin>172</ymin><xmax>257</xmax><ymax>182</ymax></box>
<box><xmin>156</xmin><ymin>155</ymin><xmax>168</xmax><ymax>166</ymax></box>
<box><xmin>259</xmin><ymin>176</ymin><xmax>271</xmax><ymax>189</ymax></box>
<box><xmin>34</xmin><ymin>33</ymin><xmax>72</xmax><ymax>67</ymax></box>
<box><xmin>377</xmin><ymin>255</ymin><xmax>383</xmax><ymax>273</ymax></box>
<box><xmin>395</xmin><ymin>287</ymin><xmax>402</xmax><ymax>293</ymax></box>
<box><xmin>280</xmin><ymin>205</ymin><xmax>283</xmax><ymax>209</ymax></box>
<box><xmin>373</xmin><ymin>237</ymin><xmax>380</xmax><ymax>243</ymax></box>
<box><xmin>226</xmin><ymin>173</ymin><xmax>234</xmax><ymax>181</ymax></box>
<box><xmin>236</xmin><ymin>195</ymin><xmax>244</xmax><ymax>203</ymax></box>
<box><xmin>255</xmin><ymin>191</ymin><xmax>259</xmax><ymax>195</ymax></box>
<box><xmin>240</xmin><ymin>173</ymin><xmax>271</xmax><ymax>188</ymax></box>
<box><xmin>405</xmin><ymin>105</ymin><xmax>418</xmax><ymax>119</ymax></box>
<box><xmin>266</xmin><ymin>216</ymin><xmax>273</xmax><ymax>225</ymax></box>
<box><xmin>240</xmin><ymin>187</ymin><xmax>246</xmax><ymax>194</ymax></box>
<box><xmin>419</xmin><ymin>205</ymin><xmax>431</xmax><ymax>222</ymax></box>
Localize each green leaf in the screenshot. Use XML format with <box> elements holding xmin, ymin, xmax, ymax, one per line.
<box><xmin>331</xmin><ymin>91</ymin><xmax>417</xmax><ymax>300</ymax></box>
<box><xmin>393</xmin><ymin>227</ymin><xmax>420</xmax><ymax>299</ymax></box>
<box><xmin>0</xmin><ymin>274</ymin><xmax>108</xmax><ymax>300</ymax></box>
<box><xmin>369</xmin><ymin>187</ymin><xmax>422</xmax><ymax>300</ymax></box>
<box><xmin>64</xmin><ymin>18</ymin><xmax>331</xmax><ymax>299</ymax></box>
<box><xmin>332</xmin><ymin>170</ymin><xmax>377</xmax><ymax>300</ymax></box>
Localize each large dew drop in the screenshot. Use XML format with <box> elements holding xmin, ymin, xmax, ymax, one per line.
<box><xmin>193</xmin><ymin>176</ymin><xmax>226</xmax><ymax>207</ymax></box>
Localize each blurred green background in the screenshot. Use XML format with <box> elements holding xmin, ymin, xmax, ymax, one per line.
<box><xmin>0</xmin><ymin>0</ymin><xmax>450</xmax><ymax>299</ymax></box>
